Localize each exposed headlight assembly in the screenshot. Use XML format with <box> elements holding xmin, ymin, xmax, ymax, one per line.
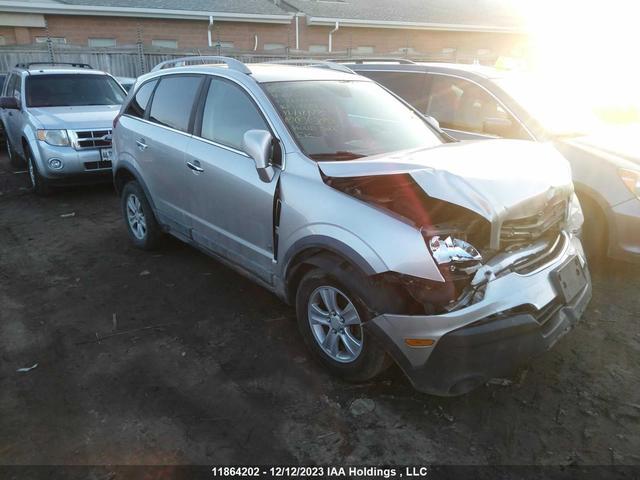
<box><xmin>428</xmin><ymin>235</ymin><xmax>483</xmax><ymax>274</ymax></box>
<box><xmin>566</xmin><ymin>193</ymin><xmax>584</xmax><ymax>234</ymax></box>
<box><xmin>619</xmin><ymin>168</ymin><xmax>640</xmax><ymax>199</ymax></box>
<box><xmin>36</xmin><ymin>129</ymin><xmax>70</xmax><ymax>147</ymax></box>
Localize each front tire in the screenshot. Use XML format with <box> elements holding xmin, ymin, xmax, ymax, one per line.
<box><xmin>578</xmin><ymin>194</ymin><xmax>607</xmax><ymax>261</ymax></box>
<box><xmin>121</xmin><ymin>181</ymin><xmax>162</xmax><ymax>250</ymax></box>
<box><xmin>6</xmin><ymin>136</ymin><xmax>25</xmax><ymax>168</ymax></box>
<box><xmin>295</xmin><ymin>268</ymin><xmax>391</xmax><ymax>382</ymax></box>
<box><xmin>26</xmin><ymin>146</ymin><xmax>50</xmax><ymax>196</ymax></box>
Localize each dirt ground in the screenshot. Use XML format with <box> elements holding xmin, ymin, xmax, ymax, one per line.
<box><xmin>1</xmin><ymin>153</ymin><xmax>639</xmax><ymax>466</ymax></box>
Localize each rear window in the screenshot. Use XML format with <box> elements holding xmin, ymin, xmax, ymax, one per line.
<box><xmin>148</xmin><ymin>75</ymin><xmax>203</xmax><ymax>132</ymax></box>
<box><xmin>25</xmin><ymin>74</ymin><xmax>125</xmax><ymax>107</ymax></box>
<box><xmin>125</xmin><ymin>80</ymin><xmax>157</xmax><ymax>119</ymax></box>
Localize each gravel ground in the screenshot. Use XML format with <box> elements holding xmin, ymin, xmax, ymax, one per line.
<box><xmin>1</xmin><ymin>154</ymin><xmax>639</xmax><ymax>466</ymax></box>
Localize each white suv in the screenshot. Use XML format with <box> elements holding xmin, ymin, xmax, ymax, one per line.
<box><xmin>0</xmin><ymin>62</ymin><xmax>126</xmax><ymax>194</ymax></box>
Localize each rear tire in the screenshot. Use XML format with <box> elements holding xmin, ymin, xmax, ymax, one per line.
<box><xmin>26</xmin><ymin>146</ymin><xmax>50</xmax><ymax>196</ymax></box>
<box><xmin>121</xmin><ymin>180</ymin><xmax>162</xmax><ymax>250</ymax></box>
<box><xmin>578</xmin><ymin>194</ymin><xmax>607</xmax><ymax>261</ymax></box>
<box><xmin>295</xmin><ymin>267</ymin><xmax>391</xmax><ymax>382</ymax></box>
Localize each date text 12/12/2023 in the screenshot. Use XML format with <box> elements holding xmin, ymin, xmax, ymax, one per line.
<box><xmin>210</xmin><ymin>466</ymin><xmax>430</xmax><ymax>478</ymax></box>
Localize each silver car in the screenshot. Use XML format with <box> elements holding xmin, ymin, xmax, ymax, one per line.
<box><xmin>343</xmin><ymin>61</ymin><xmax>640</xmax><ymax>263</ymax></box>
<box><xmin>0</xmin><ymin>62</ymin><xmax>126</xmax><ymax>194</ymax></box>
<box><xmin>112</xmin><ymin>57</ymin><xmax>591</xmax><ymax>396</ymax></box>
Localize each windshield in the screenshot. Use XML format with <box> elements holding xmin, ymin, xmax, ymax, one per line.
<box><xmin>26</xmin><ymin>74</ymin><xmax>126</xmax><ymax>108</ymax></box>
<box><xmin>263</xmin><ymin>80</ymin><xmax>442</xmax><ymax>160</ymax></box>
<box><xmin>495</xmin><ymin>74</ymin><xmax>602</xmax><ymax>136</ymax></box>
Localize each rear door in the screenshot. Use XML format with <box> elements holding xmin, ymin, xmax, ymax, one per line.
<box><xmin>141</xmin><ymin>74</ymin><xmax>204</xmax><ymax>234</ymax></box>
<box><xmin>3</xmin><ymin>74</ymin><xmax>23</xmax><ymax>152</ymax></box>
<box><xmin>184</xmin><ymin>76</ymin><xmax>280</xmax><ymax>282</ymax></box>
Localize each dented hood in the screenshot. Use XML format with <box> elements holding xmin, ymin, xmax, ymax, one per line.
<box><xmin>319</xmin><ymin>139</ymin><xmax>573</xmax><ymax>248</ymax></box>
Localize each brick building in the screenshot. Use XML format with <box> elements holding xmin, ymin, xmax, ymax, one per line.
<box><xmin>0</xmin><ymin>0</ymin><xmax>529</xmax><ymax>61</ymax></box>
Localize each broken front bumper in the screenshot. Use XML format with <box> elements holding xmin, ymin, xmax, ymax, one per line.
<box><xmin>368</xmin><ymin>233</ymin><xmax>592</xmax><ymax>396</ymax></box>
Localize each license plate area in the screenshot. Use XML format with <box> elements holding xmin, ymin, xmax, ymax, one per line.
<box><xmin>100</xmin><ymin>148</ymin><xmax>113</xmax><ymax>162</ymax></box>
<box><xmin>552</xmin><ymin>256</ymin><xmax>587</xmax><ymax>303</ymax></box>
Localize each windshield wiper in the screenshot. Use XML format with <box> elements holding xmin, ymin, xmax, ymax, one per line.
<box><xmin>309</xmin><ymin>151</ymin><xmax>366</xmax><ymax>161</ymax></box>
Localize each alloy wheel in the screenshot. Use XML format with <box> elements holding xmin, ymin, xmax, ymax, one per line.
<box><xmin>307</xmin><ymin>286</ymin><xmax>363</xmax><ymax>363</ymax></box>
<box><xmin>126</xmin><ymin>193</ymin><xmax>147</xmax><ymax>240</ymax></box>
<box><xmin>27</xmin><ymin>157</ymin><xmax>36</xmax><ymax>188</ymax></box>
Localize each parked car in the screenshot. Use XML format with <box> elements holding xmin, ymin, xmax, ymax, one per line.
<box><xmin>116</xmin><ymin>76</ymin><xmax>137</xmax><ymax>92</ymax></box>
<box><xmin>0</xmin><ymin>73</ymin><xmax>6</xmax><ymax>145</ymax></box>
<box><xmin>112</xmin><ymin>57</ymin><xmax>591</xmax><ymax>396</ymax></box>
<box><xmin>342</xmin><ymin>60</ymin><xmax>640</xmax><ymax>262</ymax></box>
<box><xmin>0</xmin><ymin>62</ymin><xmax>126</xmax><ymax>194</ymax></box>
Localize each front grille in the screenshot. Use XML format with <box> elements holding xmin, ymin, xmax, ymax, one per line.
<box><xmin>501</xmin><ymin>198</ymin><xmax>566</xmax><ymax>246</ymax></box>
<box><xmin>512</xmin><ymin>232</ymin><xmax>567</xmax><ymax>274</ymax></box>
<box><xmin>84</xmin><ymin>160</ymin><xmax>112</xmax><ymax>170</ymax></box>
<box><xmin>72</xmin><ymin>129</ymin><xmax>112</xmax><ymax>149</ymax></box>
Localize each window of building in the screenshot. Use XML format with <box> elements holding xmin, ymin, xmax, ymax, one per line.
<box><xmin>148</xmin><ymin>75</ymin><xmax>203</xmax><ymax>132</ymax></box>
<box><xmin>477</xmin><ymin>48</ymin><xmax>491</xmax><ymax>56</ymax></box>
<box><xmin>35</xmin><ymin>37</ymin><xmax>66</xmax><ymax>44</ymax></box>
<box><xmin>125</xmin><ymin>79</ymin><xmax>157</xmax><ymax>119</ymax></box>
<box><xmin>309</xmin><ymin>44</ymin><xmax>328</xmax><ymax>53</ymax></box>
<box><xmin>215</xmin><ymin>41</ymin><xmax>235</xmax><ymax>50</ymax></box>
<box><xmin>0</xmin><ymin>36</ymin><xmax>6</xmax><ymax>46</ymax></box>
<box><xmin>201</xmin><ymin>78</ymin><xmax>268</xmax><ymax>151</ymax></box>
<box><xmin>353</xmin><ymin>46</ymin><xmax>374</xmax><ymax>55</ymax></box>
<box><xmin>152</xmin><ymin>39</ymin><xmax>178</xmax><ymax>49</ymax></box>
<box><xmin>89</xmin><ymin>38</ymin><xmax>116</xmax><ymax>48</ymax></box>
<box><xmin>264</xmin><ymin>43</ymin><xmax>286</xmax><ymax>52</ymax></box>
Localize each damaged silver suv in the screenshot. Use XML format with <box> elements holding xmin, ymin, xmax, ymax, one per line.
<box><xmin>112</xmin><ymin>57</ymin><xmax>591</xmax><ymax>396</ymax></box>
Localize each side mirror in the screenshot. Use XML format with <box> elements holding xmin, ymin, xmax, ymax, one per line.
<box><xmin>243</xmin><ymin>129</ymin><xmax>275</xmax><ymax>183</ymax></box>
<box><xmin>483</xmin><ymin>117</ymin><xmax>513</xmax><ymax>137</ymax></box>
<box><xmin>0</xmin><ymin>96</ymin><xmax>19</xmax><ymax>110</ymax></box>
<box><xmin>424</xmin><ymin>115</ymin><xmax>440</xmax><ymax>130</ymax></box>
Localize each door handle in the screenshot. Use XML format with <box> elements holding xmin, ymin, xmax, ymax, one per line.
<box><xmin>136</xmin><ymin>139</ymin><xmax>148</xmax><ymax>151</ymax></box>
<box><xmin>186</xmin><ymin>161</ymin><xmax>204</xmax><ymax>173</ymax></box>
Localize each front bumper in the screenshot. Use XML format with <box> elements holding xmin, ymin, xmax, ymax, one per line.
<box><xmin>609</xmin><ymin>197</ymin><xmax>640</xmax><ymax>262</ymax></box>
<box><xmin>369</xmin><ymin>234</ymin><xmax>592</xmax><ymax>396</ymax></box>
<box><xmin>33</xmin><ymin>141</ymin><xmax>112</xmax><ymax>181</ymax></box>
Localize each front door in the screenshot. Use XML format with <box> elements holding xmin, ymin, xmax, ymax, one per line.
<box><xmin>184</xmin><ymin>77</ymin><xmax>280</xmax><ymax>282</ymax></box>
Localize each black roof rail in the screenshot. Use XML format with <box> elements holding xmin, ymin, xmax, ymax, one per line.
<box><xmin>328</xmin><ymin>58</ymin><xmax>416</xmax><ymax>65</ymax></box>
<box><xmin>15</xmin><ymin>62</ymin><xmax>93</xmax><ymax>69</ymax></box>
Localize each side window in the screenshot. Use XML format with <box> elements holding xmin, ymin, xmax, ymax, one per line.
<box><xmin>14</xmin><ymin>75</ymin><xmax>22</xmax><ymax>99</ymax></box>
<box><xmin>125</xmin><ymin>80</ymin><xmax>157</xmax><ymax>119</ymax></box>
<box><xmin>361</xmin><ymin>71</ymin><xmax>429</xmax><ymax>112</ymax></box>
<box><xmin>200</xmin><ymin>78</ymin><xmax>268</xmax><ymax>151</ymax></box>
<box><xmin>426</xmin><ymin>75</ymin><xmax>524</xmax><ymax>138</ymax></box>
<box><xmin>148</xmin><ymin>75</ymin><xmax>203</xmax><ymax>132</ymax></box>
<box><xmin>4</xmin><ymin>74</ymin><xmax>16</xmax><ymax>98</ymax></box>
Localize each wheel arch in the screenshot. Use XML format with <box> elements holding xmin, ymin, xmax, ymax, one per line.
<box><xmin>113</xmin><ymin>161</ymin><xmax>157</xmax><ymax>212</ymax></box>
<box><xmin>282</xmin><ymin>239</ymin><xmax>379</xmax><ymax>306</ymax></box>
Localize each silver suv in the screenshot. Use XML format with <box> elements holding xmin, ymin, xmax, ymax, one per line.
<box><xmin>112</xmin><ymin>57</ymin><xmax>591</xmax><ymax>396</ymax></box>
<box><xmin>0</xmin><ymin>62</ymin><xmax>126</xmax><ymax>194</ymax></box>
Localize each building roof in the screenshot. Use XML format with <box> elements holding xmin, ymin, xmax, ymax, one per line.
<box><xmin>57</xmin><ymin>0</ymin><xmax>289</xmax><ymax>16</ymax></box>
<box><xmin>0</xmin><ymin>0</ymin><xmax>294</xmax><ymax>23</ymax></box>
<box><xmin>283</xmin><ymin>0</ymin><xmax>526</xmax><ymax>33</ymax></box>
<box><xmin>0</xmin><ymin>0</ymin><xmax>526</xmax><ymax>31</ymax></box>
